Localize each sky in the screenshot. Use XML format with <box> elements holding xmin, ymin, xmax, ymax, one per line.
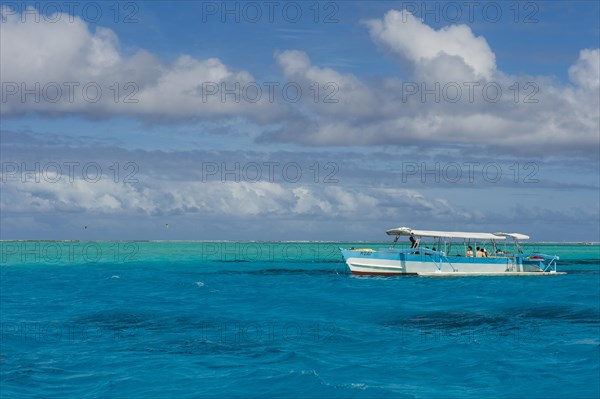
<box><xmin>1</xmin><ymin>1</ymin><xmax>599</xmax><ymax>241</ymax></box>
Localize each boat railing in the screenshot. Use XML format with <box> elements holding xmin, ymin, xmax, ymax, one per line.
<box><xmin>390</xmin><ymin>248</ymin><xmax>457</xmax><ymax>272</ymax></box>
<box><xmin>387</xmin><ymin>247</ymin><xmax>444</xmax><ymax>256</ymax></box>
<box><xmin>519</xmin><ymin>253</ymin><xmax>560</xmax><ymax>272</ymax></box>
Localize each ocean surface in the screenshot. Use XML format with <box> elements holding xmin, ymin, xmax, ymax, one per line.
<box><xmin>1</xmin><ymin>242</ymin><xmax>599</xmax><ymax>398</ymax></box>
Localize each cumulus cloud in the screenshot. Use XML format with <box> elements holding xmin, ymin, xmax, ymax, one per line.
<box><xmin>263</xmin><ymin>10</ymin><xmax>598</xmax><ymax>155</ymax></box>
<box><xmin>0</xmin><ymin>6</ymin><xmax>282</xmax><ymax>121</ymax></box>
<box><xmin>275</xmin><ymin>50</ymin><xmax>378</xmax><ymax>120</ymax></box>
<box><xmin>363</xmin><ymin>10</ymin><xmax>496</xmax><ymax>81</ymax></box>
<box><xmin>1</xmin><ymin>7</ymin><xmax>598</xmax><ymax>157</ymax></box>
<box><xmin>569</xmin><ymin>49</ymin><xmax>600</xmax><ymax>89</ymax></box>
<box><xmin>264</xmin><ymin>48</ymin><xmax>599</xmax><ymax>156</ymax></box>
<box><xmin>0</xmin><ymin>173</ymin><xmax>475</xmax><ymax>222</ymax></box>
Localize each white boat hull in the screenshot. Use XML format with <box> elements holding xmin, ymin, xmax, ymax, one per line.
<box><xmin>342</xmin><ymin>250</ymin><xmax>562</xmax><ymax>277</ymax></box>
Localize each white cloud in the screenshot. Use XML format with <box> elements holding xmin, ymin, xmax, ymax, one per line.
<box><xmin>275</xmin><ymin>50</ymin><xmax>378</xmax><ymax>120</ymax></box>
<box><xmin>569</xmin><ymin>49</ymin><xmax>600</xmax><ymax>89</ymax></box>
<box><xmin>265</xmin><ymin>48</ymin><xmax>600</xmax><ymax>155</ymax></box>
<box><xmin>0</xmin><ymin>7</ymin><xmax>282</xmax><ymax>121</ymax></box>
<box><xmin>0</xmin><ymin>174</ymin><xmax>475</xmax><ymax>222</ymax></box>
<box><xmin>363</xmin><ymin>10</ymin><xmax>496</xmax><ymax>81</ymax></box>
<box><xmin>1</xmin><ymin>7</ymin><xmax>598</xmax><ymax>157</ymax></box>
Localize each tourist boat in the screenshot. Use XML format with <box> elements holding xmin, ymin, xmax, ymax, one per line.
<box><xmin>340</xmin><ymin>227</ymin><xmax>562</xmax><ymax>276</ymax></box>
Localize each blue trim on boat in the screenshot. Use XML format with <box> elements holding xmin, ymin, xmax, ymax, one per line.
<box><xmin>341</xmin><ymin>248</ymin><xmax>509</xmax><ymax>265</ymax></box>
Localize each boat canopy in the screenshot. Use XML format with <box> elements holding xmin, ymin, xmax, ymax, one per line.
<box><xmin>386</xmin><ymin>227</ymin><xmax>511</xmax><ymax>241</ymax></box>
<box><xmin>493</xmin><ymin>232</ymin><xmax>530</xmax><ymax>240</ymax></box>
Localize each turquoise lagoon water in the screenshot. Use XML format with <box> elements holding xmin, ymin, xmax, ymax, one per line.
<box><xmin>1</xmin><ymin>242</ymin><xmax>599</xmax><ymax>398</ymax></box>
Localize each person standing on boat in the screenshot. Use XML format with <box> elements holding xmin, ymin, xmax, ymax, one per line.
<box><xmin>409</xmin><ymin>233</ymin><xmax>418</xmax><ymax>248</ymax></box>
<box><xmin>466</xmin><ymin>246</ymin><xmax>474</xmax><ymax>257</ymax></box>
